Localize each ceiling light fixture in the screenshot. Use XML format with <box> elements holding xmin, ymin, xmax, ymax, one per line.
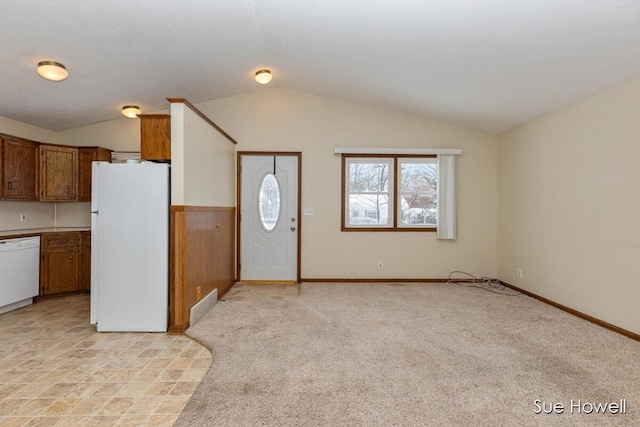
<box><xmin>122</xmin><ymin>105</ymin><xmax>142</xmax><ymax>118</ymax></box>
<box><xmin>255</xmin><ymin>69</ymin><xmax>272</xmax><ymax>85</ymax></box>
<box><xmin>37</xmin><ymin>61</ymin><xmax>69</xmax><ymax>82</ymax></box>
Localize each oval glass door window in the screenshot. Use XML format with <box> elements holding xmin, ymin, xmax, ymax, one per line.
<box><xmin>258</xmin><ymin>174</ymin><xmax>281</xmax><ymax>232</ymax></box>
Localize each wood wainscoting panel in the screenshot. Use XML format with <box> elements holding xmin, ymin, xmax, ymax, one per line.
<box><xmin>170</xmin><ymin>206</ymin><xmax>236</xmax><ymax>333</ymax></box>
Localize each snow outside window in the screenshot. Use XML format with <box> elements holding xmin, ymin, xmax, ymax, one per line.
<box><xmin>342</xmin><ymin>155</ymin><xmax>438</xmax><ymax>231</ymax></box>
<box><xmin>345</xmin><ymin>157</ymin><xmax>394</xmax><ymax>228</ymax></box>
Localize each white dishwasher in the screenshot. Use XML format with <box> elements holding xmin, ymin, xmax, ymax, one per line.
<box><xmin>0</xmin><ymin>236</ymin><xmax>41</xmax><ymax>315</ymax></box>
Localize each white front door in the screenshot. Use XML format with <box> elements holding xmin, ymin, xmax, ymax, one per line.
<box><xmin>240</xmin><ymin>155</ymin><xmax>299</xmax><ymax>281</ymax></box>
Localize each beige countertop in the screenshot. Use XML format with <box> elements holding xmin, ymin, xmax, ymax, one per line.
<box><xmin>0</xmin><ymin>227</ymin><xmax>91</xmax><ymax>239</ymax></box>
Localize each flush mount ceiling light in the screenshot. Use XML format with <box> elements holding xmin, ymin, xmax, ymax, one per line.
<box><xmin>255</xmin><ymin>69</ymin><xmax>272</xmax><ymax>85</ymax></box>
<box><xmin>122</xmin><ymin>105</ymin><xmax>142</xmax><ymax>118</ymax></box>
<box><xmin>37</xmin><ymin>61</ymin><xmax>68</xmax><ymax>81</ymax></box>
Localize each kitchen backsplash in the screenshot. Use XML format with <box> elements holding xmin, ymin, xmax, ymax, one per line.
<box><xmin>55</xmin><ymin>202</ymin><xmax>91</xmax><ymax>227</ymax></box>
<box><xmin>0</xmin><ymin>201</ymin><xmax>91</xmax><ymax>231</ymax></box>
<box><xmin>0</xmin><ymin>201</ymin><xmax>56</xmax><ymax>231</ymax></box>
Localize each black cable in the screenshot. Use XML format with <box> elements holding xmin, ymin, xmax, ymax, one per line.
<box><xmin>447</xmin><ymin>270</ymin><xmax>523</xmax><ymax>296</ymax></box>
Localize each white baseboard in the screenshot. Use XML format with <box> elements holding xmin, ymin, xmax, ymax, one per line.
<box><xmin>0</xmin><ymin>298</ymin><xmax>33</xmax><ymax>315</ymax></box>
<box><xmin>189</xmin><ymin>289</ymin><xmax>218</xmax><ymax>327</ymax></box>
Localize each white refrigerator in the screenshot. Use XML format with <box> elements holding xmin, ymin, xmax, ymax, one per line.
<box><xmin>90</xmin><ymin>161</ymin><xmax>169</xmax><ymax>332</ymax></box>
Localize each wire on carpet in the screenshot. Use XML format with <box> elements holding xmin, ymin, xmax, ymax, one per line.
<box><xmin>447</xmin><ymin>270</ymin><xmax>523</xmax><ymax>296</ymax></box>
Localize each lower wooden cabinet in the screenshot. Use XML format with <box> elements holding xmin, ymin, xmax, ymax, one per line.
<box><xmin>40</xmin><ymin>231</ymin><xmax>91</xmax><ymax>296</ymax></box>
<box><xmin>80</xmin><ymin>231</ymin><xmax>91</xmax><ymax>291</ymax></box>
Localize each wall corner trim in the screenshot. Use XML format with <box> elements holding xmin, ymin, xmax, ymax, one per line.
<box><xmin>166</xmin><ymin>98</ymin><xmax>238</xmax><ymax>145</ymax></box>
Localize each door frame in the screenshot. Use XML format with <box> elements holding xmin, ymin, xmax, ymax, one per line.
<box><xmin>236</xmin><ymin>151</ymin><xmax>302</xmax><ymax>283</ymax></box>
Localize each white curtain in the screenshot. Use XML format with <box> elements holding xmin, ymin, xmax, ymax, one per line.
<box><xmin>437</xmin><ymin>154</ymin><xmax>457</xmax><ymax>240</ymax></box>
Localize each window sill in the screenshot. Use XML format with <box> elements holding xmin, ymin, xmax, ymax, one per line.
<box><xmin>341</xmin><ymin>227</ymin><xmax>437</xmax><ymax>232</ymax></box>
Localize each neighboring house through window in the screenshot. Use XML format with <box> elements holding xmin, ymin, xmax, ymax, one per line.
<box><xmin>342</xmin><ymin>155</ymin><xmax>437</xmax><ymax>231</ymax></box>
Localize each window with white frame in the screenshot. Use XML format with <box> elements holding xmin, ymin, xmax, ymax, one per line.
<box><xmin>342</xmin><ymin>155</ymin><xmax>437</xmax><ymax>231</ymax></box>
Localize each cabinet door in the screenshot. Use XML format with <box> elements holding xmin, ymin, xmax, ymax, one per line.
<box><xmin>2</xmin><ymin>138</ymin><xmax>39</xmax><ymax>200</ymax></box>
<box><xmin>78</xmin><ymin>147</ymin><xmax>112</xmax><ymax>202</ymax></box>
<box><xmin>79</xmin><ymin>232</ymin><xmax>91</xmax><ymax>290</ymax></box>
<box><xmin>40</xmin><ymin>145</ymin><xmax>78</xmax><ymax>201</ymax></box>
<box><xmin>0</xmin><ymin>140</ymin><xmax>3</xmax><ymax>198</ymax></box>
<box><xmin>140</xmin><ymin>114</ymin><xmax>171</xmax><ymax>160</ymax></box>
<box><xmin>41</xmin><ymin>248</ymin><xmax>80</xmax><ymax>294</ymax></box>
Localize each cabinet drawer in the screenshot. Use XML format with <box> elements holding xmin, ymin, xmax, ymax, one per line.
<box><xmin>42</xmin><ymin>233</ymin><xmax>81</xmax><ymax>248</ymax></box>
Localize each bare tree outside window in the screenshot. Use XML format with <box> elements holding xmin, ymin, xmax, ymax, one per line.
<box><xmin>343</xmin><ymin>155</ymin><xmax>437</xmax><ymax>230</ymax></box>
<box><xmin>399</xmin><ymin>160</ymin><xmax>437</xmax><ymax>226</ymax></box>
<box><xmin>348</xmin><ymin>161</ymin><xmax>391</xmax><ymax>225</ymax></box>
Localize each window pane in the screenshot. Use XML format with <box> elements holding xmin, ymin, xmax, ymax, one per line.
<box><xmin>258</xmin><ymin>174</ymin><xmax>280</xmax><ymax>231</ymax></box>
<box><xmin>349</xmin><ymin>162</ymin><xmax>389</xmax><ymax>192</ymax></box>
<box><xmin>348</xmin><ymin>194</ymin><xmax>389</xmax><ymax>225</ymax></box>
<box><xmin>399</xmin><ymin>161</ymin><xmax>437</xmax><ymax>226</ymax></box>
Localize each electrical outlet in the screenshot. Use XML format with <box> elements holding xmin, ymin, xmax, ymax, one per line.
<box><xmin>196</xmin><ymin>286</ymin><xmax>202</xmax><ymax>300</ymax></box>
<box><xmin>377</xmin><ymin>261</ymin><xmax>384</xmax><ymax>270</ymax></box>
<box><xmin>20</xmin><ymin>213</ymin><xmax>27</xmax><ymax>222</ymax></box>
<box><xmin>303</xmin><ymin>208</ymin><xmax>315</xmax><ymax>216</ymax></box>
<box><xmin>516</xmin><ymin>268</ymin><xmax>523</xmax><ymax>279</ymax></box>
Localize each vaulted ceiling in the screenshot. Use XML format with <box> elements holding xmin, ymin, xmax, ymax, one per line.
<box><xmin>2</xmin><ymin>0</ymin><xmax>640</xmax><ymax>133</ymax></box>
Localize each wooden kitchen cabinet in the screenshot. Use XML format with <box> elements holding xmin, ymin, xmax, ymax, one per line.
<box><xmin>1</xmin><ymin>137</ymin><xmax>39</xmax><ymax>200</ymax></box>
<box><xmin>79</xmin><ymin>231</ymin><xmax>91</xmax><ymax>290</ymax></box>
<box><xmin>40</xmin><ymin>144</ymin><xmax>78</xmax><ymax>201</ymax></box>
<box><xmin>40</xmin><ymin>232</ymin><xmax>81</xmax><ymax>295</ymax></box>
<box><xmin>140</xmin><ymin>114</ymin><xmax>171</xmax><ymax>161</ymax></box>
<box><xmin>40</xmin><ymin>144</ymin><xmax>78</xmax><ymax>202</ymax></box>
<box><xmin>78</xmin><ymin>147</ymin><xmax>112</xmax><ymax>202</ymax></box>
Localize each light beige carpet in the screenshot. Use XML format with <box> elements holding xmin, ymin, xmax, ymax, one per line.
<box><xmin>176</xmin><ymin>282</ymin><xmax>640</xmax><ymax>426</ymax></box>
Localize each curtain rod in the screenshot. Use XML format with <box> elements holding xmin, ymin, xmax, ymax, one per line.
<box><xmin>334</xmin><ymin>147</ymin><xmax>461</xmax><ymax>155</ymax></box>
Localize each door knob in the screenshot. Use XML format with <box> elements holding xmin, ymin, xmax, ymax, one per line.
<box><xmin>291</xmin><ymin>227</ymin><xmax>296</xmax><ymax>232</ymax></box>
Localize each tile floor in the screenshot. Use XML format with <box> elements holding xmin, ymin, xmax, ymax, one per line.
<box><xmin>0</xmin><ymin>293</ymin><xmax>211</xmax><ymax>427</ymax></box>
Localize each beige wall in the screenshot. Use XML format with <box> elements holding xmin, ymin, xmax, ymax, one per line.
<box><xmin>55</xmin><ymin>203</ymin><xmax>91</xmax><ymax>227</ymax></box>
<box><xmin>57</xmin><ymin>116</ymin><xmax>140</xmax><ymax>151</ymax></box>
<box><xmin>0</xmin><ymin>201</ymin><xmax>55</xmax><ymax>231</ymax></box>
<box><xmin>170</xmin><ymin>104</ymin><xmax>235</xmax><ymax>207</ymax></box>
<box><xmin>2</xmin><ymin>89</ymin><xmax>499</xmax><ymax>280</ymax></box>
<box><xmin>197</xmin><ymin>88</ymin><xmax>498</xmax><ymax>279</ymax></box>
<box><xmin>498</xmin><ymin>77</ymin><xmax>640</xmax><ymax>334</ymax></box>
<box><xmin>0</xmin><ymin>116</ymin><xmax>57</xmax><ymax>143</ymax></box>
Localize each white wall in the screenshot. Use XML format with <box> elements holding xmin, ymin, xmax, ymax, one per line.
<box><xmin>170</xmin><ymin>103</ymin><xmax>235</xmax><ymax>207</ymax></box>
<box><xmin>197</xmin><ymin>88</ymin><xmax>498</xmax><ymax>279</ymax></box>
<box><xmin>498</xmin><ymin>77</ymin><xmax>640</xmax><ymax>335</ymax></box>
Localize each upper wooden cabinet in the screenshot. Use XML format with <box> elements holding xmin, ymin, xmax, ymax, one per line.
<box><xmin>39</xmin><ymin>144</ymin><xmax>78</xmax><ymax>201</ymax></box>
<box><xmin>140</xmin><ymin>114</ymin><xmax>171</xmax><ymax>161</ymax></box>
<box><xmin>78</xmin><ymin>147</ymin><xmax>112</xmax><ymax>202</ymax></box>
<box><xmin>1</xmin><ymin>137</ymin><xmax>39</xmax><ymax>200</ymax></box>
<box><xmin>1</xmin><ymin>133</ymin><xmax>112</xmax><ymax>203</ymax></box>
